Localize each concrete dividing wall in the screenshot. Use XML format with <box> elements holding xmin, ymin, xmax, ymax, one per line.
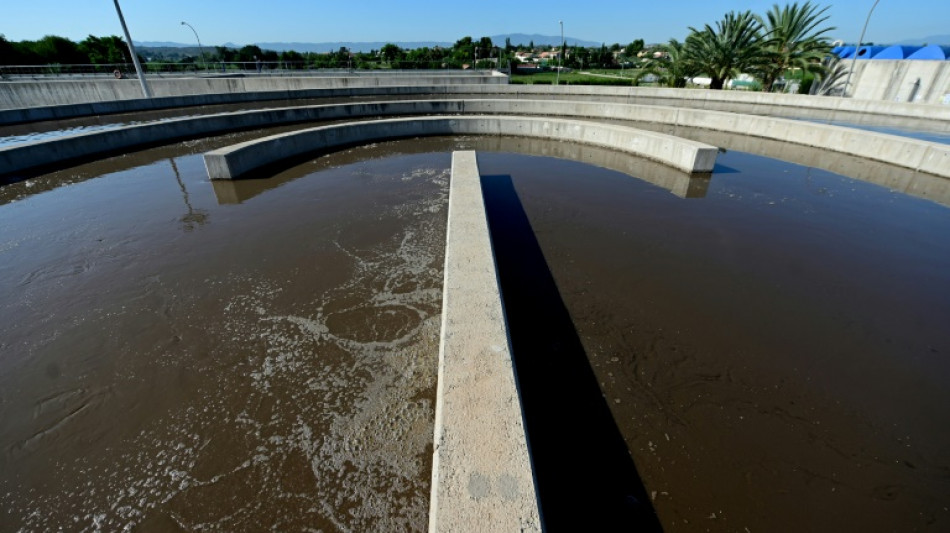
<box><xmin>428</xmin><ymin>150</ymin><xmax>541</xmax><ymax>532</ymax></box>
<box><xmin>4</xmin><ymin>78</ymin><xmax>949</xmax><ymax>128</ymax></box>
<box><xmin>202</xmin><ymin>115</ymin><xmax>717</xmax><ymax>179</ymax></box>
<box><xmin>0</xmin><ymin>74</ymin><xmax>505</xmax><ymax>110</ymax></box>
<box><xmin>6</xmin><ymin>97</ymin><xmax>946</xmax><ymax>180</ymax></box>
<box><xmin>443</xmin><ymin>85</ymin><xmax>950</xmax><ymax>125</ymax></box>
<box><xmin>0</xmin><ymin>86</ymin><xmax>466</xmax><ymax>125</ymax></box>
<box><xmin>437</xmin><ymin>99</ymin><xmax>950</xmax><ymax>177</ymax></box>
<box><xmin>0</xmin><ymin>100</ymin><xmax>464</xmax><ymax>177</ymax></box>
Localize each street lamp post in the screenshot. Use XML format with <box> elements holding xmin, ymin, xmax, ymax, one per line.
<box><xmin>181</xmin><ymin>21</ymin><xmax>206</xmax><ymax>71</ymax></box>
<box><xmin>555</xmin><ymin>20</ymin><xmax>563</xmax><ymax>86</ymax></box>
<box><xmin>112</xmin><ymin>0</ymin><xmax>152</xmax><ymax>98</ymax></box>
<box><xmin>844</xmin><ymin>0</ymin><xmax>881</xmax><ymax>98</ymax></box>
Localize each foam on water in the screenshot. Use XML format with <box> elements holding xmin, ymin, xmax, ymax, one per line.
<box><xmin>0</xmin><ymin>157</ymin><xmax>449</xmax><ymax>531</ymax></box>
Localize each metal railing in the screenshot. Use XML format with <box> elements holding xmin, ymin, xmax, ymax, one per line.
<box><xmin>0</xmin><ymin>61</ymin><xmax>491</xmax><ymax>80</ymax></box>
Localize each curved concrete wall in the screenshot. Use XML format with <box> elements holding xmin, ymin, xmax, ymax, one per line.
<box><xmin>0</xmin><ymin>100</ymin><xmax>463</xmax><ymax>177</ymax></box>
<box><xmin>3</xmin><ymin>82</ymin><xmax>948</xmax><ymax>129</ymax></box>
<box><xmin>454</xmin><ymin>99</ymin><xmax>950</xmax><ymax>178</ymax></box>
<box><xmin>0</xmin><ymin>74</ymin><xmax>506</xmax><ymax>110</ymax></box>
<box><xmin>3</xmin><ymin>98</ymin><xmax>947</xmax><ymax>181</ymax></box>
<box><xmin>0</xmin><ymin>86</ymin><xmax>465</xmax><ymax>125</ymax></box>
<box><xmin>209</xmin><ymin>136</ymin><xmax>712</xmax><ymax>205</ymax></box>
<box><xmin>202</xmin><ymin>116</ymin><xmax>718</xmax><ymax>179</ymax></box>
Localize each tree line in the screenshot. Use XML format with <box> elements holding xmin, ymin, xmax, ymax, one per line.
<box><xmin>2</xmin><ymin>2</ymin><xmax>838</xmax><ymax>92</ymax></box>
<box><xmin>0</xmin><ymin>34</ymin><xmax>132</xmax><ymax>65</ymax></box>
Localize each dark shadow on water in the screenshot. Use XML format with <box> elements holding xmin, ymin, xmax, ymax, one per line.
<box><xmin>711</xmin><ymin>163</ymin><xmax>741</xmax><ymax>174</ymax></box>
<box><xmin>481</xmin><ymin>174</ymin><xmax>663</xmax><ymax>532</ymax></box>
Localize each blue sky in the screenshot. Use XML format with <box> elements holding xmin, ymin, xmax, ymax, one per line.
<box><xmin>3</xmin><ymin>0</ymin><xmax>947</xmax><ymax>46</ymax></box>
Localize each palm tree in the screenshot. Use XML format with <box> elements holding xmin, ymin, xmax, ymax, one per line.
<box><xmin>811</xmin><ymin>54</ymin><xmax>849</xmax><ymax>96</ymax></box>
<box><xmin>685</xmin><ymin>10</ymin><xmax>768</xmax><ymax>90</ymax></box>
<box><xmin>641</xmin><ymin>39</ymin><xmax>697</xmax><ymax>87</ymax></box>
<box><xmin>757</xmin><ymin>1</ymin><xmax>835</xmax><ymax>92</ymax></box>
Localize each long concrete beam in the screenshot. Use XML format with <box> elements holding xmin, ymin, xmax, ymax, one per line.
<box><xmin>202</xmin><ymin>116</ymin><xmax>718</xmax><ymax>179</ymax></box>
<box><xmin>429</xmin><ymin>150</ymin><xmax>541</xmax><ymax>532</ymax></box>
<box><xmin>4</xmin><ymin>98</ymin><xmax>947</xmax><ymax>179</ymax></box>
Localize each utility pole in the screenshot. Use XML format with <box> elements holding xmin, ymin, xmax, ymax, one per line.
<box><xmin>556</xmin><ymin>20</ymin><xmax>563</xmax><ymax>86</ymax></box>
<box><xmin>112</xmin><ymin>0</ymin><xmax>152</xmax><ymax>98</ymax></box>
<box><xmin>844</xmin><ymin>0</ymin><xmax>881</xmax><ymax>98</ymax></box>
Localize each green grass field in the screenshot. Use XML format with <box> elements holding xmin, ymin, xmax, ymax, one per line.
<box><xmin>509</xmin><ymin>71</ymin><xmax>637</xmax><ymax>86</ymax></box>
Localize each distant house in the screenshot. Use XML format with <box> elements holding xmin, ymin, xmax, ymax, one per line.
<box><xmin>513</xmin><ymin>62</ymin><xmax>543</xmax><ymax>73</ymax></box>
<box><xmin>514</xmin><ymin>51</ymin><xmax>536</xmax><ymax>62</ymax></box>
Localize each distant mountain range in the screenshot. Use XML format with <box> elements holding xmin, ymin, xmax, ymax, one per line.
<box><xmin>136</xmin><ymin>34</ymin><xmax>604</xmax><ymax>53</ymax></box>
<box><xmin>137</xmin><ymin>32</ymin><xmax>949</xmax><ymax>54</ymax></box>
<box><xmin>893</xmin><ymin>34</ymin><xmax>950</xmax><ymax>46</ymax></box>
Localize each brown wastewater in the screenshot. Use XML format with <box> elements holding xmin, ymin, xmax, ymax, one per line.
<box><xmin>1</xmin><ymin>131</ymin><xmax>949</xmax><ymax>531</ymax></box>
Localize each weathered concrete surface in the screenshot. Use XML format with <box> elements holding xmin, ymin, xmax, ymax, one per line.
<box><xmin>846</xmin><ymin>59</ymin><xmax>950</xmax><ymax>104</ymax></box>
<box><xmin>0</xmin><ymin>100</ymin><xmax>461</xmax><ymax>177</ymax></box>
<box><xmin>0</xmin><ymin>86</ymin><xmax>453</xmax><ymax>125</ymax></box>
<box><xmin>7</xmin><ymin>97</ymin><xmax>950</xmax><ymax>180</ymax></box>
<box><xmin>209</xmin><ymin>135</ymin><xmax>711</xmax><ymax>205</ymax></box>
<box><xmin>202</xmin><ymin>115</ymin><xmax>717</xmax><ymax>180</ymax></box>
<box><xmin>0</xmin><ymin>74</ymin><xmax>506</xmax><ymax>110</ymax></box>
<box><xmin>5</xmin><ymin>82</ymin><xmax>948</xmax><ymax>129</ymax></box>
<box><xmin>428</xmin><ymin>150</ymin><xmax>541</xmax><ymax>533</ymax></box>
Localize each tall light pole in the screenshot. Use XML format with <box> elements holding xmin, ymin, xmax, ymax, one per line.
<box><xmin>181</xmin><ymin>21</ymin><xmax>206</xmax><ymax>71</ymax></box>
<box><xmin>844</xmin><ymin>0</ymin><xmax>880</xmax><ymax>98</ymax></box>
<box><xmin>555</xmin><ymin>20</ymin><xmax>563</xmax><ymax>86</ymax></box>
<box><xmin>112</xmin><ymin>0</ymin><xmax>152</xmax><ymax>98</ymax></box>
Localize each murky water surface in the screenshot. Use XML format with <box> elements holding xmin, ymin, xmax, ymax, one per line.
<box><xmin>0</xmin><ymin>139</ymin><xmax>453</xmax><ymax>531</ymax></box>
<box><xmin>477</xmin><ymin>151</ymin><xmax>950</xmax><ymax>531</ymax></box>
<box><xmin>794</xmin><ymin>117</ymin><xmax>950</xmax><ymax>144</ymax></box>
<box><xmin>2</xmin><ymin>127</ymin><xmax>949</xmax><ymax>531</ymax></box>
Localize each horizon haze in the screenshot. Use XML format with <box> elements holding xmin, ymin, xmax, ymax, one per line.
<box><xmin>4</xmin><ymin>0</ymin><xmax>950</xmax><ymax>51</ymax></box>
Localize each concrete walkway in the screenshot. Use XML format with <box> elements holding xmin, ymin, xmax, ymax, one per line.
<box><xmin>428</xmin><ymin>151</ymin><xmax>541</xmax><ymax>532</ymax></box>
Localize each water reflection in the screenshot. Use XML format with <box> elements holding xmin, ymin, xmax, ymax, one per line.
<box><xmin>170</xmin><ymin>158</ymin><xmax>209</xmax><ymax>231</ymax></box>
<box><xmin>605</xmin><ymin>119</ymin><xmax>950</xmax><ymax>208</ymax></box>
<box><xmin>476</xmin><ymin>150</ymin><xmax>950</xmax><ymax>532</ymax></box>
